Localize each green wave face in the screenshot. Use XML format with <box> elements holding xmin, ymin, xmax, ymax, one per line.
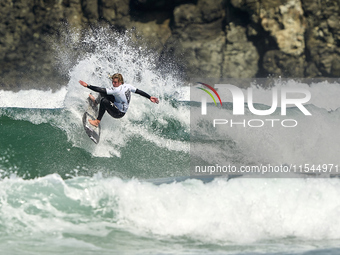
<box><xmin>0</xmin><ymin>109</ymin><xmax>190</xmax><ymax>180</ymax></box>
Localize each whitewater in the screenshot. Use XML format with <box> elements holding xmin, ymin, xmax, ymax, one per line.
<box><xmin>1</xmin><ymin>28</ymin><xmax>340</xmax><ymax>254</ymax></box>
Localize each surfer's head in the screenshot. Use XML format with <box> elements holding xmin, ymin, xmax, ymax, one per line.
<box><xmin>110</xmin><ymin>73</ymin><xmax>124</xmax><ymax>87</ymax></box>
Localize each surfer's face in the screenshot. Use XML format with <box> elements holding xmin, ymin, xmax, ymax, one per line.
<box><xmin>112</xmin><ymin>78</ymin><xmax>122</xmax><ymax>87</ymax></box>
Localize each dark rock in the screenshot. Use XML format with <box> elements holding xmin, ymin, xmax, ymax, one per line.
<box><xmin>1</xmin><ymin>0</ymin><xmax>340</xmax><ymax>90</ymax></box>
<box><xmin>173</xmin><ymin>4</ymin><xmax>202</xmax><ymax>27</ymax></box>
<box><xmin>82</xmin><ymin>0</ymin><xmax>99</xmax><ymax>22</ymax></box>
<box><xmin>263</xmin><ymin>50</ymin><xmax>306</xmax><ymax>77</ymax></box>
<box><xmin>222</xmin><ymin>23</ymin><xmax>259</xmax><ymax>78</ymax></box>
<box><xmin>100</xmin><ymin>0</ymin><xmax>130</xmax><ymax>27</ymax></box>
<box><xmin>132</xmin><ymin>0</ymin><xmax>190</xmax><ymax>11</ymax></box>
<box><xmin>305</xmin><ymin>62</ymin><xmax>322</xmax><ymax>77</ymax></box>
<box><xmin>331</xmin><ymin>56</ymin><xmax>340</xmax><ymax>76</ymax></box>
<box><xmin>163</xmin><ymin>0</ymin><xmax>226</xmax><ymax>78</ymax></box>
<box><xmin>197</xmin><ymin>0</ymin><xmax>225</xmax><ymax>23</ymax></box>
<box><xmin>302</xmin><ymin>0</ymin><xmax>340</xmax><ymax>77</ymax></box>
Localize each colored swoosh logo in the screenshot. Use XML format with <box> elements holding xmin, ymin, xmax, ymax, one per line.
<box><xmin>197</xmin><ymin>82</ymin><xmax>223</xmax><ymax>106</ymax></box>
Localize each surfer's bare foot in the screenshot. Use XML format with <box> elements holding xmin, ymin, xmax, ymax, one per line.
<box><xmin>89</xmin><ymin>119</ymin><xmax>100</xmax><ymax>127</ymax></box>
<box><xmin>89</xmin><ymin>94</ymin><xmax>96</xmax><ymax>103</ymax></box>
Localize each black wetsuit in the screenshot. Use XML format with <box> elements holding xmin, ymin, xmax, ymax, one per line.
<box><xmin>87</xmin><ymin>84</ymin><xmax>151</xmax><ymax>120</ymax></box>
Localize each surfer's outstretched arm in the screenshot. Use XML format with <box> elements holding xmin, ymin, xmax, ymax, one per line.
<box><xmin>79</xmin><ymin>80</ymin><xmax>107</xmax><ymax>95</ymax></box>
<box><xmin>135</xmin><ymin>89</ymin><xmax>159</xmax><ymax>104</ymax></box>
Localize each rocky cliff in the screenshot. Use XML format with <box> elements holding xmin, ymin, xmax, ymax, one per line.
<box><xmin>0</xmin><ymin>0</ymin><xmax>339</xmax><ymax>89</ymax></box>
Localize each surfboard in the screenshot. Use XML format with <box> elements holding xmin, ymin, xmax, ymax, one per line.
<box><xmin>83</xmin><ymin>96</ymin><xmax>101</xmax><ymax>144</ymax></box>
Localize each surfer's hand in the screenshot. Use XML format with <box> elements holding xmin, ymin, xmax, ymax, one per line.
<box><xmin>150</xmin><ymin>97</ymin><xmax>159</xmax><ymax>104</ymax></box>
<box><xmin>79</xmin><ymin>80</ymin><xmax>88</xmax><ymax>87</ymax></box>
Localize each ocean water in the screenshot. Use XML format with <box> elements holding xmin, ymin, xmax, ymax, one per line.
<box><xmin>1</xmin><ymin>29</ymin><xmax>340</xmax><ymax>254</ymax></box>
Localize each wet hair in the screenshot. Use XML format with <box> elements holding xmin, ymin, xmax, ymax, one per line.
<box><xmin>110</xmin><ymin>73</ymin><xmax>124</xmax><ymax>84</ymax></box>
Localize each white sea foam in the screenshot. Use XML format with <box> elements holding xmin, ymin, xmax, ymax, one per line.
<box><xmin>2</xmin><ymin>174</ymin><xmax>340</xmax><ymax>248</ymax></box>
<box><xmin>0</xmin><ymin>88</ymin><xmax>67</xmax><ymax>109</ymax></box>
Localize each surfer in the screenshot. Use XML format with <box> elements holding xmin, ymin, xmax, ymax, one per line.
<box><xmin>79</xmin><ymin>73</ymin><xmax>159</xmax><ymax>127</ymax></box>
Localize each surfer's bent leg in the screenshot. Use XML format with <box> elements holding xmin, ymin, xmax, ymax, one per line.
<box><xmin>97</xmin><ymin>97</ymin><xmax>125</xmax><ymax>120</ymax></box>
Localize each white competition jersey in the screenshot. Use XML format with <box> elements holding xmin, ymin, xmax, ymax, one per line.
<box><xmin>106</xmin><ymin>83</ymin><xmax>137</xmax><ymax>113</ymax></box>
